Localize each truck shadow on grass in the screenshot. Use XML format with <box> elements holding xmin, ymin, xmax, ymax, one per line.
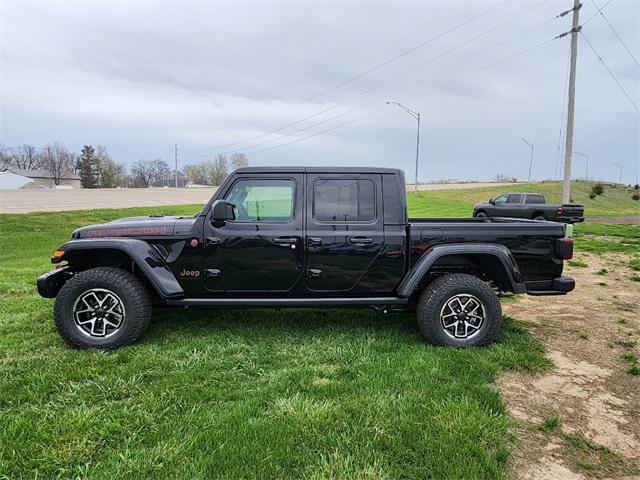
<box><xmin>146</xmin><ymin>308</ymin><xmax>551</xmax><ymax>373</ymax></box>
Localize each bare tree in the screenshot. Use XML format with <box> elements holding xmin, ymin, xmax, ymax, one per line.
<box><xmin>208</xmin><ymin>154</ymin><xmax>228</xmax><ymax>185</ymax></box>
<box><xmin>94</xmin><ymin>146</ymin><xmax>124</xmax><ymax>188</ymax></box>
<box><xmin>0</xmin><ymin>144</ymin><xmax>12</xmax><ymax>169</ymax></box>
<box><xmin>230</xmin><ymin>152</ymin><xmax>249</xmax><ymax>170</ymax></box>
<box><xmin>184</xmin><ymin>163</ymin><xmax>207</xmax><ymax>185</ymax></box>
<box><xmin>130</xmin><ymin>159</ymin><xmax>154</xmax><ymax>187</ymax></box>
<box><xmin>41</xmin><ymin>143</ymin><xmax>75</xmax><ymax>186</ymax></box>
<box><xmin>6</xmin><ymin>144</ymin><xmax>42</xmax><ymax>170</ymax></box>
<box><xmin>130</xmin><ymin>158</ymin><xmax>170</xmax><ymax>187</ymax></box>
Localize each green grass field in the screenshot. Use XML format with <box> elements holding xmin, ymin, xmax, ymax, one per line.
<box><xmin>0</xmin><ymin>186</ymin><xmax>636</xmax><ymax>479</ymax></box>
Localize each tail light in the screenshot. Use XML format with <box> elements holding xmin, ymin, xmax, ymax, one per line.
<box><xmin>555</xmin><ymin>238</ymin><xmax>574</xmax><ymax>260</ymax></box>
<box><xmin>556</xmin><ymin>206</ymin><xmax>563</xmax><ymax>215</ymax></box>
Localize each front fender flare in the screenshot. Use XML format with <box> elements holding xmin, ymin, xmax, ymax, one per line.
<box><xmin>397</xmin><ymin>243</ymin><xmax>526</xmax><ymax>297</ymax></box>
<box><xmin>56</xmin><ymin>238</ymin><xmax>184</xmax><ymax>299</ymax></box>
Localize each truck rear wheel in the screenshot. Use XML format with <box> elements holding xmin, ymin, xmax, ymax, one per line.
<box><xmin>54</xmin><ymin>267</ymin><xmax>152</xmax><ymax>349</ymax></box>
<box><xmin>416</xmin><ymin>273</ymin><xmax>501</xmax><ymax>347</ymax></box>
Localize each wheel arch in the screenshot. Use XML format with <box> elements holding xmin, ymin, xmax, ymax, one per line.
<box><xmin>53</xmin><ymin>239</ymin><xmax>184</xmax><ymax>300</ymax></box>
<box><xmin>397</xmin><ymin>243</ymin><xmax>526</xmax><ymax>298</ymax></box>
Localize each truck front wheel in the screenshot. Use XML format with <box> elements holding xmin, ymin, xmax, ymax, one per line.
<box><xmin>54</xmin><ymin>267</ymin><xmax>152</xmax><ymax>349</ymax></box>
<box><xmin>416</xmin><ymin>273</ymin><xmax>501</xmax><ymax>347</ymax></box>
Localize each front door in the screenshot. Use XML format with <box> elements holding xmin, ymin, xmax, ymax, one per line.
<box><xmin>304</xmin><ymin>173</ymin><xmax>384</xmax><ymax>293</ymax></box>
<box><xmin>203</xmin><ymin>174</ymin><xmax>304</xmax><ymax>294</ymax></box>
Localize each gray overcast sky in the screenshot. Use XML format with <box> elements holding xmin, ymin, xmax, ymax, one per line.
<box><xmin>1</xmin><ymin>0</ymin><xmax>639</xmax><ymax>183</ymax></box>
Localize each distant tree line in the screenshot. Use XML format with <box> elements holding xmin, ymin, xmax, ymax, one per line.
<box><xmin>182</xmin><ymin>153</ymin><xmax>248</xmax><ymax>186</ymax></box>
<box><xmin>1</xmin><ymin>143</ymin><xmax>249</xmax><ymax>188</ymax></box>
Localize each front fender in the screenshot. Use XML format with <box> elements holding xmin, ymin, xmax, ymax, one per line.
<box><xmin>397</xmin><ymin>243</ymin><xmax>526</xmax><ymax>297</ymax></box>
<box><xmin>53</xmin><ymin>238</ymin><xmax>184</xmax><ymax>299</ymax></box>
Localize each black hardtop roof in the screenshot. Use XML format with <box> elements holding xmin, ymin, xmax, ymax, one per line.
<box><xmin>500</xmin><ymin>192</ymin><xmax>544</xmax><ymax>195</ymax></box>
<box><xmin>234</xmin><ymin>166</ymin><xmax>403</xmax><ymax>175</ymax></box>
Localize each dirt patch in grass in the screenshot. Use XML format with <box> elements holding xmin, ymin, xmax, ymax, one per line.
<box><xmin>498</xmin><ymin>252</ymin><xmax>640</xmax><ymax>479</ymax></box>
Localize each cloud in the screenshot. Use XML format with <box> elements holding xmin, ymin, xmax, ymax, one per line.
<box><xmin>1</xmin><ymin>0</ymin><xmax>638</xmax><ymax>182</ymax></box>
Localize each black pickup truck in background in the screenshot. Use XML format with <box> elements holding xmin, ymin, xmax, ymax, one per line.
<box><xmin>473</xmin><ymin>193</ymin><xmax>584</xmax><ymax>223</ymax></box>
<box><xmin>38</xmin><ymin>167</ymin><xmax>576</xmax><ymax>350</ymax></box>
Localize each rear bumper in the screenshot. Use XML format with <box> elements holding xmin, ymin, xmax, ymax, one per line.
<box><xmin>526</xmin><ymin>276</ymin><xmax>575</xmax><ymax>296</ymax></box>
<box><xmin>557</xmin><ymin>216</ymin><xmax>584</xmax><ymax>224</ymax></box>
<box><xmin>36</xmin><ymin>266</ymin><xmax>73</xmax><ymax>298</ymax></box>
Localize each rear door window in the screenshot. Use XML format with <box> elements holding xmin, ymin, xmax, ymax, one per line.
<box><xmin>525</xmin><ymin>194</ymin><xmax>545</xmax><ymax>204</ymax></box>
<box><xmin>313</xmin><ymin>179</ymin><xmax>375</xmax><ymax>222</ymax></box>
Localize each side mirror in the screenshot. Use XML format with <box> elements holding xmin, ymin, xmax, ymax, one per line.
<box><xmin>489</xmin><ymin>198</ymin><xmax>494</xmax><ymax>205</ymax></box>
<box><xmin>211</xmin><ymin>200</ymin><xmax>235</xmax><ymax>223</ymax></box>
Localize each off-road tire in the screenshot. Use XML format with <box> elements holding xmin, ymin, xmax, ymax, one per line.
<box><xmin>54</xmin><ymin>267</ymin><xmax>152</xmax><ymax>349</ymax></box>
<box><xmin>416</xmin><ymin>273</ymin><xmax>501</xmax><ymax>347</ymax></box>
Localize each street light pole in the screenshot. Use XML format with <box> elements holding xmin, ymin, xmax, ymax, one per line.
<box><xmin>515</xmin><ymin>136</ymin><xmax>534</xmax><ymax>183</ymax></box>
<box><xmin>573</xmin><ymin>151</ymin><xmax>589</xmax><ymax>181</ymax></box>
<box><xmin>627</xmin><ymin>169</ymin><xmax>638</xmax><ymax>185</ymax></box>
<box><xmin>387</xmin><ymin>101</ymin><xmax>421</xmax><ymax>193</ymax></box>
<box><xmin>611</xmin><ymin>162</ymin><xmax>622</xmax><ymax>183</ymax></box>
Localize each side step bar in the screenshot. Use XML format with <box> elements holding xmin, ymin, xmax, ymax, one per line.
<box><xmin>165</xmin><ymin>297</ymin><xmax>408</xmax><ymax>308</ymax></box>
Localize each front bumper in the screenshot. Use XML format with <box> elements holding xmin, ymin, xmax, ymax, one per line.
<box><xmin>36</xmin><ymin>266</ymin><xmax>73</xmax><ymax>298</ymax></box>
<box><xmin>526</xmin><ymin>275</ymin><xmax>575</xmax><ymax>296</ymax></box>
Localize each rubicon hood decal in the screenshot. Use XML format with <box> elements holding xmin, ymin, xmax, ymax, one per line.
<box><xmin>86</xmin><ymin>226</ymin><xmax>169</xmax><ymax>237</ymax></box>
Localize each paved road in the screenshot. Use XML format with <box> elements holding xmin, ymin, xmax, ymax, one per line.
<box><xmin>0</xmin><ymin>182</ymin><xmax>515</xmax><ymax>214</ymax></box>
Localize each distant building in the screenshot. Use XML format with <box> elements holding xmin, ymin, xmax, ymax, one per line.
<box><xmin>0</xmin><ymin>169</ymin><xmax>81</xmax><ymax>189</ymax></box>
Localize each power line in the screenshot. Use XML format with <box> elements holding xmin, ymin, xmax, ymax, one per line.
<box><xmin>581</xmin><ymin>31</ymin><xmax>640</xmax><ymax>115</ymax></box>
<box><xmin>225</xmin><ymin>13</ymin><xmax>563</xmax><ymax>156</ymax></box>
<box><xmin>247</xmin><ymin>36</ymin><xmax>558</xmax><ymax>156</ymax></box>
<box><xmin>591</xmin><ymin>0</ymin><xmax>640</xmax><ymax>70</ymax></box>
<box><xmin>184</xmin><ymin>0</ymin><xmax>516</xmax><ymax>153</ymax></box>
<box><xmin>582</xmin><ymin>0</ymin><xmax>613</xmax><ymax>25</ymax></box>
<box><xmin>202</xmin><ymin>0</ymin><xmax>553</xmax><ymax>156</ymax></box>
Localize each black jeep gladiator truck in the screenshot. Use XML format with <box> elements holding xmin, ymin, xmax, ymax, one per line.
<box><xmin>473</xmin><ymin>192</ymin><xmax>584</xmax><ymax>223</ymax></box>
<box><xmin>38</xmin><ymin>167</ymin><xmax>576</xmax><ymax>349</ymax></box>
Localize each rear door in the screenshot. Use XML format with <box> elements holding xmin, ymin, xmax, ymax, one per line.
<box><xmin>504</xmin><ymin>193</ymin><xmax>524</xmax><ymax>217</ymax></box>
<box><xmin>304</xmin><ymin>173</ymin><xmax>384</xmax><ymax>293</ymax></box>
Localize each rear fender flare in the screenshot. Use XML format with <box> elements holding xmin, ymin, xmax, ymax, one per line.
<box><xmin>397</xmin><ymin>243</ymin><xmax>525</xmax><ymax>297</ymax></box>
<box><xmin>56</xmin><ymin>238</ymin><xmax>184</xmax><ymax>299</ymax></box>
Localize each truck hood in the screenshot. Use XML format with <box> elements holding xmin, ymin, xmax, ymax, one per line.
<box><xmin>71</xmin><ymin>215</ymin><xmax>196</xmax><ymax>239</ymax></box>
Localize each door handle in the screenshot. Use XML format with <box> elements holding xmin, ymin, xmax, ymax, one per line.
<box><xmin>307</xmin><ymin>268</ymin><xmax>322</xmax><ymax>278</ymax></box>
<box><xmin>205</xmin><ymin>268</ymin><xmax>221</xmax><ymax>278</ymax></box>
<box><xmin>273</xmin><ymin>236</ymin><xmax>297</xmax><ymax>245</ymax></box>
<box><xmin>308</xmin><ymin>237</ymin><xmax>322</xmax><ymax>247</ymax></box>
<box><xmin>348</xmin><ymin>236</ymin><xmax>373</xmax><ymax>245</ymax></box>
<box><xmin>205</xmin><ymin>237</ymin><xmax>221</xmax><ymax>246</ymax></box>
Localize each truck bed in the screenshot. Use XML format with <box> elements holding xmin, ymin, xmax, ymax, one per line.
<box><xmin>407</xmin><ymin>217</ymin><xmax>567</xmax><ymax>282</ymax></box>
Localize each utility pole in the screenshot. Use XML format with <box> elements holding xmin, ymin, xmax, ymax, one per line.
<box><xmin>611</xmin><ymin>162</ymin><xmax>622</xmax><ymax>183</ymax></box>
<box><xmin>573</xmin><ymin>151</ymin><xmax>589</xmax><ymax>181</ymax></box>
<box><xmin>515</xmin><ymin>136</ymin><xmax>534</xmax><ymax>182</ymax></box>
<box><xmin>562</xmin><ymin>0</ymin><xmax>582</xmax><ymax>203</ymax></box>
<box><xmin>387</xmin><ymin>101</ymin><xmax>421</xmax><ymax>192</ymax></box>
<box><xmin>174</xmin><ymin>143</ymin><xmax>178</xmax><ymax>188</ymax></box>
